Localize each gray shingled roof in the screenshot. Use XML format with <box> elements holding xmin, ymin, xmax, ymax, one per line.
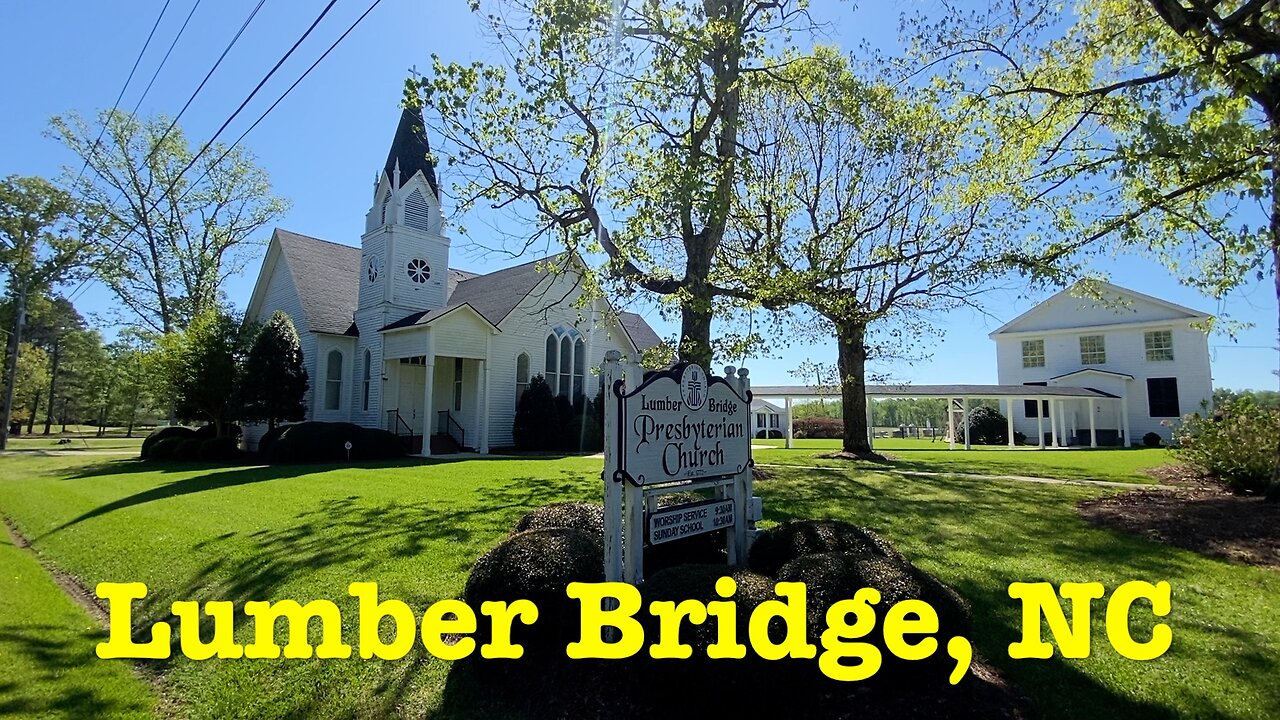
<box><xmin>271</xmin><ymin>231</ymin><xmax>661</xmax><ymax>345</ymax></box>
<box><xmin>619</xmin><ymin>311</ymin><xmax>662</xmax><ymax>352</ymax></box>
<box><xmin>275</xmin><ymin>230</ymin><xmax>360</xmax><ymax>335</ymax></box>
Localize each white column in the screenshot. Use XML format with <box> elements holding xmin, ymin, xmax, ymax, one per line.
<box><xmin>1048</xmin><ymin>398</ymin><xmax>1059</xmax><ymax>448</ymax></box>
<box><xmin>1006</xmin><ymin>398</ymin><xmax>1016</xmax><ymax>447</ymax></box>
<box><xmin>1121</xmin><ymin>395</ymin><xmax>1131</xmax><ymax>448</ymax></box>
<box><xmin>1088</xmin><ymin>398</ymin><xmax>1097</xmax><ymax>448</ymax></box>
<box><xmin>784</xmin><ymin>396</ymin><xmax>793</xmax><ymax>449</ymax></box>
<box><xmin>866</xmin><ymin>399</ymin><xmax>875</xmax><ymax>451</ymax></box>
<box><xmin>1059</xmin><ymin>400</ymin><xmax>1069</xmax><ymax>447</ymax></box>
<box><xmin>421</xmin><ymin>334</ymin><xmax>435</xmax><ymax>457</ymax></box>
<box><xmin>1036</xmin><ymin>402</ymin><xmax>1045</xmax><ymax>449</ymax></box>
<box><xmin>962</xmin><ymin>397</ymin><xmax>971</xmax><ymax>450</ymax></box>
<box><xmin>947</xmin><ymin>398</ymin><xmax>956</xmax><ymax>450</ymax></box>
<box><xmin>478</xmin><ymin>358</ymin><xmax>490</xmax><ymax>454</ymax></box>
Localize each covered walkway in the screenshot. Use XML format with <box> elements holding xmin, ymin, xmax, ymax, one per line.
<box><xmin>751</xmin><ymin>384</ymin><xmax>1126</xmax><ymax>451</ymax></box>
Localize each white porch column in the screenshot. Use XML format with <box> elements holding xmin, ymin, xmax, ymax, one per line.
<box><xmin>1048</xmin><ymin>399</ymin><xmax>1059</xmax><ymax>448</ymax></box>
<box><xmin>478</xmin><ymin>358</ymin><xmax>490</xmax><ymax>454</ymax></box>
<box><xmin>1121</xmin><ymin>395</ymin><xmax>1131</xmax><ymax>448</ymax></box>
<box><xmin>784</xmin><ymin>396</ymin><xmax>793</xmax><ymax>449</ymax></box>
<box><xmin>1059</xmin><ymin>401</ymin><xmax>1069</xmax><ymax>447</ymax></box>
<box><xmin>421</xmin><ymin>334</ymin><xmax>435</xmax><ymax>458</ymax></box>
<box><xmin>947</xmin><ymin>398</ymin><xmax>956</xmax><ymax>450</ymax></box>
<box><xmin>1036</xmin><ymin>402</ymin><xmax>1045</xmax><ymax>449</ymax></box>
<box><xmin>1088</xmin><ymin>398</ymin><xmax>1097</xmax><ymax>448</ymax></box>
<box><xmin>962</xmin><ymin>397</ymin><xmax>971</xmax><ymax>450</ymax></box>
<box><xmin>1006</xmin><ymin>398</ymin><xmax>1016</xmax><ymax>448</ymax></box>
<box><xmin>866</xmin><ymin>399</ymin><xmax>875</xmax><ymax>451</ymax></box>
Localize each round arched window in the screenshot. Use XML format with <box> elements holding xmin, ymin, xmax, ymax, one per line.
<box><xmin>407</xmin><ymin>258</ymin><xmax>431</xmax><ymax>284</ymax></box>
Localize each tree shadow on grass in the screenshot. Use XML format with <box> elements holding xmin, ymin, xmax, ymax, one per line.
<box><xmin>0</xmin><ymin>624</ymin><xmax>152</xmax><ymax>718</ymax></box>
<box><xmin>109</xmin><ymin>471</ymin><xmax>594</xmax><ymax>717</ymax></box>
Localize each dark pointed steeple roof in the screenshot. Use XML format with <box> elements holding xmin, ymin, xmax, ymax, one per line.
<box><xmin>384</xmin><ymin>106</ymin><xmax>439</xmax><ymax>196</ymax></box>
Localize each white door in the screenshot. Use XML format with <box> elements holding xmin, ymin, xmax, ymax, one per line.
<box><xmin>396</xmin><ymin>365</ymin><xmax>426</xmax><ymax>434</ymax></box>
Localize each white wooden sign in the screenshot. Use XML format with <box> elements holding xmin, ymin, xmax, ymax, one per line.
<box><xmin>648</xmin><ymin>498</ymin><xmax>735</xmax><ymax>545</ymax></box>
<box><xmin>617</xmin><ymin>364</ymin><xmax>750</xmax><ymax>485</ymax></box>
<box><xmin>602</xmin><ymin>354</ymin><xmax>756</xmax><ymax>586</ymax></box>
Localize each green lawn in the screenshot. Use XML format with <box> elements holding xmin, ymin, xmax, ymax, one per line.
<box><xmin>4</xmin><ymin>436</ymin><xmax>147</xmax><ymax>453</ymax></box>
<box><xmin>0</xmin><ymin>451</ymin><xmax>1275</xmax><ymax>718</ymax></box>
<box><xmin>0</xmin><ymin>524</ymin><xmax>156</xmax><ymax>718</ymax></box>
<box><xmin>753</xmin><ymin>438</ymin><xmax>1172</xmax><ymax>484</ymax></box>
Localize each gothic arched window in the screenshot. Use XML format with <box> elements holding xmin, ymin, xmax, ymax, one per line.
<box><xmin>543</xmin><ymin>326</ymin><xmax>586</xmax><ymax>401</ymax></box>
<box><xmin>325</xmin><ymin>350</ymin><xmax>344</xmax><ymax>411</ymax></box>
<box><xmin>362</xmin><ymin>349</ymin><xmax>372</xmax><ymax>412</ymax></box>
<box><xmin>516</xmin><ymin>352</ymin><xmax>530</xmax><ymax>401</ymax></box>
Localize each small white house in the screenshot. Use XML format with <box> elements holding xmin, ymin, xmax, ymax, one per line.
<box><xmin>750</xmin><ymin>399</ymin><xmax>788</xmax><ymax>438</ymax></box>
<box><xmin>990</xmin><ymin>281</ymin><xmax>1213</xmax><ymax>446</ymax></box>
<box><xmin>243</xmin><ymin>106</ymin><xmax>661</xmax><ymax>454</ymax></box>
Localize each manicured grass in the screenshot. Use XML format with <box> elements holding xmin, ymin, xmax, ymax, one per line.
<box><xmin>753</xmin><ymin>438</ymin><xmax>1171</xmax><ymax>483</ymax></box>
<box><xmin>0</xmin><ymin>451</ymin><xmax>1275</xmax><ymax>718</ymax></box>
<box><xmin>4</xmin><ymin>436</ymin><xmax>146</xmax><ymax>453</ymax></box>
<box><xmin>0</xmin><ymin>527</ymin><xmax>156</xmax><ymax>718</ymax></box>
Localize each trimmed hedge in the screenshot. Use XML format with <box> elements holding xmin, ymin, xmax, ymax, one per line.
<box><xmin>793</xmin><ymin>416</ymin><xmax>842</xmax><ymax>439</ymax></box>
<box><xmin>149</xmin><ymin>436</ymin><xmax>186</xmax><ymax>461</ymax></box>
<box><xmin>257</xmin><ymin>424</ymin><xmax>290</xmax><ymax>455</ymax></box>
<box><xmin>173</xmin><ymin>438</ymin><xmax>204</xmax><ymax>462</ymax></box>
<box><xmin>754</xmin><ymin>429</ymin><xmax>784</xmax><ymax>439</ymax></box>
<box><xmin>562</xmin><ymin>414</ymin><xmax>603</xmax><ymax>453</ymax></box>
<box><xmin>265</xmin><ymin>421</ymin><xmax>406</xmax><ymax>463</ymax></box>
<box><xmin>747</xmin><ymin>519</ymin><xmax>902</xmax><ymax>577</ymax></box>
<box><xmin>1143</xmin><ymin>431</ymin><xmax>1163</xmax><ymax>448</ymax></box>
<box><xmin>464</xmin><ymin>527</ymin><xmax>604</xmax><ymax>659</ymax></box>
<box><xmin>140</xmin><ymin>426</ymin><xmax>196</xmax><ymax>459</ymax></box>
<box><xmin>198</xmin><ymin>436</ymin><xmax>241</xmax><ymax>463</ymax></box>
<box><xmin>513</xmin><ymin>502</ymin><xmax>605</xmax><ymax>536</ymax></box>
<box><xmin>193</xmin><ymin>423</ymin><xmax>243</xmax><ymax>440</ymax></box>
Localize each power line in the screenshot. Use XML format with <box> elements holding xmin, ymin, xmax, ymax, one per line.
<box><xmin>71</xmin><ymin>0</ymin><xmax>174</xmax><ymax>186</ymax></box>
<box><xmin>126</xmin><ymin>0</ymin><xmax>205</xmax><ymax>120</ymax></box>
<box><xmin>69</xmin><ymin>0</ymin><xmax>386</xmax><ymax>313</ymax></box>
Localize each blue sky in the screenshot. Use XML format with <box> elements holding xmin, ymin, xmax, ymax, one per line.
<box><xmin>1</xmin><ymin>0</ymin><xmax>1275</xmax><ymax>390</ymax></box>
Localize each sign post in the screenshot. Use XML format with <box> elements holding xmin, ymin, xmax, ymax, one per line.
<box><xmin>601</xmin><ymin>351</ymin><xmax>757</xmax><ymax>585</ymax></box>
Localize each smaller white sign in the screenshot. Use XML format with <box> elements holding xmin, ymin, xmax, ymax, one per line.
<box><xmin>647</xmin><ymin>498</ymin><xmax>735</xmax><ymax>545</ymax></box>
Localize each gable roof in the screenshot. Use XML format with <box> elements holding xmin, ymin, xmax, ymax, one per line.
<box><xmin>989</xmin><ymin>280</ymin><xmax>1211</xmax><ymax>337</ymax></box>
<box><xmin>751</xmin><ymin>399</ymin><xmax>783</xmax><ymax>413</ymax></box>
<box><xmin>384</xmin><ymin>106</ymin><xmax>440</xmax><ymax>195</ymax></box>
<box><xmin>256</xmin><ymin>230</ymin><xmax>662</xmax><ymax>347</ymax></box>
<box><xmin>1049</xmin><ymin>368</ymin><xmax>1135</xmax><ymax>382</ymax></box>
<box><xmin>275</xmin><ymin>229</ymin><xmax>361</xmax><ymax>335</ymax></box>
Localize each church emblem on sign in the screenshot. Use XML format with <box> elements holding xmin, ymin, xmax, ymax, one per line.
<box><xmin>681</xmin><ymin>364</ymin><xmax>707</xmax><ymax>410</ymax></box>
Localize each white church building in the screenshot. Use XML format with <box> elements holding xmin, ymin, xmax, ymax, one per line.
<box><xmin>244</xmin><ymin>107</ymin><xmax>660</xmax><ymax>455</ymax></box>
<box><xmin>990</xmin><ymin>281</ymin><xmax>1214</xmax><ymax>446</ymax></box>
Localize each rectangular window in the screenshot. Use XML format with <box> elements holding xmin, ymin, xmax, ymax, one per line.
<box><xmin>1079</xmin><ymin>335</ymin><xmax>1106</xmax><ymax>364</ymax></box>
<box><xmin>770</xmin><ymin>414</ymin><xmax>779</xmax><ymax>429</ymax></box>
<box><xmin>1147</xmin><ymin>377</ymin><xmax>1180</xmax><ymax>418</ymax></box>
<box><xmin>1023</xmin><ymin>382</ymin><xmax>1049</xmax><ymax>418</ymax></box>
<box><xmin>453</xmin><ymin>358</ymin><xmax>463</xmax><ymax>412</ymax></box>
<box><xmin>1144</xmin><ymin>330</ymin><xmax>1174</xmax><ymax>361</ymax></box>
<box><xmin>1021</xmin><ymin>339</ymin><xmax>1045</xmax><ymax>368</ymax></box>
<box><xmin>756</xmin><ymin>412</ymin><xmax>766</xmax><ymax>428</ymax></box>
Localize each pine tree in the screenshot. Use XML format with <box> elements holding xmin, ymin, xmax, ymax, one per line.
<box><xmin>241</xmin><ymin>311</ymin><xmax>309</xmax><ymax>431</ymax></box>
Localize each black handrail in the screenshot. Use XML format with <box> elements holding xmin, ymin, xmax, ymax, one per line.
<box><xmin>386</xmin><ymin>409</ymin><xmax>415</xmax><ymax>447</ymax></box>
<box><xmin>437</xmin><ymin>410</ymin><xmax>465</xmax><ymax>448</ymax></box>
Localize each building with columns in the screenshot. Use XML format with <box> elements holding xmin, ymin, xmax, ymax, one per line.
<box><xmin>243</xmin><ymin>106</ymin><xmax>660</xmax><ymax>454</ymax></box>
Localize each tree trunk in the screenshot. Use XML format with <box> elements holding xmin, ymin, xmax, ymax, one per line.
<box><xmin>26</xmin><ymin>389</ymin><xmax>41</xmax><ymax>434</ymax></box>
<box><xmin>678</xmin><ymin>296</ymin><xmax>714</xmax><ymax>369</ymax></box>
<box><xmin>1267</xmin><ymin>132</ymin><xmax>1280</xmax><ymax>502</ymax></box>
<box><xmin>835</xmin><ymin>320</ymin><xmax>872</xmax><ymax>455</ymax></box>
<box><xmin>42</xmin><ymin>339</ymin><xmax>60</xmax><ymax>435</ymax></box>
<box><xmin>0</xmin><ymin>279</ymin><xmax>29</xmax><ymax>450</ymax></box>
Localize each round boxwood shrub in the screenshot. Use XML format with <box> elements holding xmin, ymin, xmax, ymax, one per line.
<box><xmin>193</xmin><ymin>423</ymin><xmax>242</xmax><ymax>440</ymax></box>
<box><xmin>352</xmin><ymin>426</ymin><xmax>407</xmax><ymax>461</ymax></box>
<box><xmin>747</xmin><ymin>519</ymin><xmax>902</xmax><ymax>577</ymax></box>
<box><xmin>140</xmin><ymin>426</ymin><xmax>196</xmax><ymax>459</ymax></box>
<box><xmin>775</xmin><ymin>551</ymin><xmax>971</xmax><ymax>682</ymax></box>
<box><xmin>173</xmin><ymin>438</ymin><xmax>204</xmax><ymax>462</ymax></box>
<box><xmin>1143</xmin><ymin>431</ymin><xmax>1163</xmax><ymax>448</ymax></box>
<box><xmin>149</xmin><ymin>436</ymin><xmax>186</xmax><ymax>461</ymax></box>
<box><xmin>464</xmin><ymin>527</ymin><xmax>604</xmax><ymax>660</ymax></box>
<box><xmin>963</xmin><ymin>405</ymin><xmax>1008</xmax><ymax>445</ymax></box>
<box><xmin>198</xmin><ymin>436</ymin><xmax>240</xmax><ymax>463</ymax></box>
<box><xmin>513</xmin><ymin>502</ymin><xmax>605</xmax><ymax>536</ymax></box>
<box><xmin>256</xmin><ymin>424</ymin><xmax>291</xmax><ymax>455</ymax></box>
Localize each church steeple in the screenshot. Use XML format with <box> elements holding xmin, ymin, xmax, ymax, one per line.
<box><xmin>383</xmin><ymin>106</ymin><xmax>439</xmax><ymax>197</ymax></box>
